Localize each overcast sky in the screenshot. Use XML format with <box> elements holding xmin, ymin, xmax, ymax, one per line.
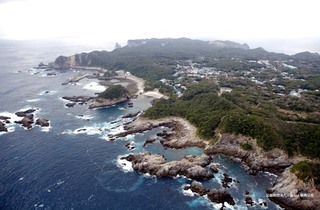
<box><xmin>0</xmin><ymin>0</ymin><xmax>319</xmax><ymax>53</ymax></box>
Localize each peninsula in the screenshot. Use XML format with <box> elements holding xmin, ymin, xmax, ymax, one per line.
<box><xmin>51</xmin><ymin>38</ymin><xmax>320</xmax><ymax>209</ymax></box>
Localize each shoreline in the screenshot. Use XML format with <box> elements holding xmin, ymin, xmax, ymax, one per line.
<box><xmin>112</xmin><ymin>116</ymin><xmax>207</xmax><ymax>149</ymax></box>
<box><xmin>117</xmin><ymin>115</ymin><xmax>319</xmax><ymax>210</ymax></box>
<box><xmin>56</xmin><ymin>66</ymin><xmax>319</xmax><ymax>209</ymax></box>
<box><xmin>61</xmin><ymin>68</ymin><xmax>165</xmax><ymax>109</ymax></box>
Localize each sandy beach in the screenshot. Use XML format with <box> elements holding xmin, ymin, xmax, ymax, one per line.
<box><xmin>117</xmin><ymin>71</ymin><xmax>166</xmax><ymax>99</ymax></box>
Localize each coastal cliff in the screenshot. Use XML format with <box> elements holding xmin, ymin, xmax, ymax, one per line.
<box><xmin>204</xmin><ymin>133</ymin><xmax>320</xmax><ymax>210</ymax></box>
<box><xmin>204</xmin><ymin>133</ymin><xmax>293</xmax><ymax>175</ymax></box>
<box><xmin>89</xmin><ymin>84</ymin><xmax>130</xmax><ymax>109</ymax></box>
<box><xmin>267</xmin><ymin>168</ymin><xmax>320</xmax><ymax>210</ymax></box>
<box><xmin>89</xmin><ymin>97</ymin><xmax>128</xmax><ymax>109</ymax></box>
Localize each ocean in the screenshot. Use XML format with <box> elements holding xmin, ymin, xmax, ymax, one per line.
<box><xmin>0</xmin><ymin>39</ymin><xmax>281</xmax><ymax>210</ymax></box>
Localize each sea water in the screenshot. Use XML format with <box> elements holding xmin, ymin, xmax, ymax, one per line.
<box><xmin>0</xmin><ymin>39</ymin><xmax>281</xmax><ymax>209</ymax></box>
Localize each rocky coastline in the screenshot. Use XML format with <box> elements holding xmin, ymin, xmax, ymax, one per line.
<box><xmin>204</xmin><ymin>133</ymin><xmax>293</xmax><ymax>175</ymax></box>
<box><xmin>0</xmin><ymin>108</ymin><xmax>50</xmax><ymax>132</ymax></box>
<box><xmin>184</xmin><ymin>181</ymin><xmax>235</xmax><ymax>207</ymax></box>
<box><xmin>111</xmin><ymin>117</ymin><xmax>207</xmax><ymax>149</ymax></box>
<box><xmin>204</xmin><ymin>133</ymin><xmax>320</xmax><ymax>210</ymax></box>
<box><xmin>113</xmin><ymin>114</ymin><xmax>319</xmax><ymax>209</ymax></box>
<box><xmin>123</xmin><ymin>152</ymin><xmax>213</xmax><ymax>180</ymax></box>
<box><xmin>88</xmin><ymin>97</ymin><xmax>129</xmax><ymax>109</ymax></box>
<box><xmin>267</xmin><ymin>168</ymin><xmax>320</xmax><ymax>210</ymax></box>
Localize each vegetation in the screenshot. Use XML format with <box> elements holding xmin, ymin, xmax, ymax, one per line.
<box><xmin>56</xmin><ymin>38</ymin><xmax>320</xmax><ymax>161</ymax></box>
<box><xmin>144</xmin><ymin>79</ymin><xmax>320</xmax><ymax>158</ymax></box>
<box><xmin>291</xmin><ymin>161</ymin><xmax>320</xmax><ymax>188</ymax></box>
<box><xmin>98</xmin><ymin>85</ymin><xmax>129</xmax><ymax>100</ymax></box>
<box><xmin>240</xmin><ymin>143</ymin><xmax>253</xmax><ymax>151</ymax></box>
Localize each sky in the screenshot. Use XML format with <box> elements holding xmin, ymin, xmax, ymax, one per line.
<box><xmin>0</xmin><ymin>0</ymin><xmax>320</xmax><ymax>53</ymax></box>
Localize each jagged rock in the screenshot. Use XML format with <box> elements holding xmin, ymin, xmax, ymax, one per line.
<box><xmin>184</xmin><ymin>181</ymin><xmax>209</xmax><ymax>196</ymax></box>
<box><xmin>124</xmin><ymin>141</ymin><xmax>135</xmax><ymax>150</ymax></box>
<box><xmin>65</xmin><ymin>103</ymin><xmax>76</xmax><ymax>108</ymax></box>
<box><xmin>89</xmin><ymin>97</ymin><xmax>128</xmax><ymax>109</ymax></box>
<box><xmin>62</xmin><ymin>96</ymin><xmax>94</xmax><ymax>104</ymax></box>
<box><xmin>124</xmin><ymin>152</ymin><xmax>213</xmax><ymax>180</ymax></box>
<box><xmin>245</xmin><ymin>196</ymin><xmax>254</xmax><ymax>206</ymax></box>
<box><xmin>157</xmin><ymin>130</ymin><xmax>173</xmax><ymax>137</ymax></box>
<box><xmin>267</xmin><ymin>168</ymin><xmax>320</xmax><ymax>210</ymax></box>
<box><xmin>205</xmin><ymin>133</ymin><xmax>293</xmax><ymax>174</ymax></box>
<box><xmin>36</xmin><ymin>118</ymin><xmax>49</xmax><ymax>127</ymax></box>
<box><xmin>113</xmin><ymin>117</ymin><xmax>207</xmax><ymax>149</ymax></box>
<box><xmin>209</xmin><ymin>164</ymin><xmax>219</xmax><ymax>173</ymax></box>
<box><xmin>143</xmin><ymin>136</ymin><xmax>157</xmax><ymax>147</ymax></box>
<box><xmin>185</xmin><ymin>181</ymin><xmax>235</xmax><ymax>206</ymax></box>
<box><xmin>0</xmin><ymin>116</ymin><xmax>11</xmax><ymax>121</ymax></box>
<box><xmin>222</xmin><ymin>173</ymin><xmax>233</xmax><ymax>188</ymax></box>
<box><xmin>0</xmin><ymin>122</ymin><xmax>8</xmax><ymax>132</ymax></box>
<box><xmin>15</xmin><ymin>114</ymin><xmax>34</xmax><ymax>129</ymax></box>
<box><xmin>207</xmin><ymin>189</ymin><xmax>235</xmax><ymax>206</ymax></box>
<box><xmin>15</xmin><ymin>109</ymin><xmax>36</xmax><ymax>117</ymax></box>
<box><xmin>122</xmin><ymin>111</ymin><xmax>141</xmax><ymax>118</ymax></box>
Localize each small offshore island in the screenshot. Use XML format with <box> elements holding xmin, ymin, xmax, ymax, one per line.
<box><xmin>4</xmin><ymin>38</ymin><xmax>318</xmax><ymax>209</ymax></box>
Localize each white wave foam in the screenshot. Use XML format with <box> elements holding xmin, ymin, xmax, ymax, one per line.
<box><xmin>0</xmin><ymin>111</ymin><xmax>23</xmax><ymax>122</ymax></box>
<box><xmin>0</xmin><ymin>112</ymin><xmax>21</xmax><ymax>134</ymax></box>
<box><xmin>26</xmin><ymin>98</ymin><xmax>41</xmax><ymax>102</ymax></box>
<box><xmin>183</xmin><ymin>188</ymin><xmax>195</xmax><ymax>197</ymax></box>
<box><xmin>264</xmin><ymin>171</ymin><xmax>278</xmax><ymax>178</ymax></box>
<box><xmin>38</xmin><ymin>90</ymin><xmax>57</xmax><ymax>96</ymax></box>
<box><xmin>143</xmin><ymin>173</ymin><xmax>156</xmax><ymax>178</ymax></box>
<box><xmin>83</xmin><ymin>82</ymin><xmax>106</xmax><ymax>92</ymax></box>
<box><xmin>73</xmin><ymin>126</ymin><xmax>103</xmax><ymax>135</ymax></box>
<box><xmin>56</xmin><ymin>180</ymin><xmax>65</xmax><ymax>185</ymax></box>
<box><xmin>62</xmin><ymin>129</ymin><xmax>73</xmax><ymax>135</ymax></box>
<box><xmin>117</xmin><ymin>155</ymin><xmax>133</xmax><ymax>173</ymax></box>
<box><xmin>224</xmin><ymin>202</ymin><xmax>236</xmax><ymax>210</ymax></box>
<box><xmin>40</xmin><ymin>125</ymin><xmax>52</xmax><ymax>132</ymax></box>
<box><xmin>76</xmin><ymin>115</ymin><xmax>93</xmax><ymax>120</ymax></box>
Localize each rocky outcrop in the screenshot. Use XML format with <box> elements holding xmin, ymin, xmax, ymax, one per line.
<box><xmin>15</xmin><ymin>109</ymin><xmax>36</xmax><ymax>117</ymax></box>
<box><xmin>124</xmin><ymin>141</ymin><xmax>135</xmax><ymax>151</ymax></box>
<box><xmin>184</xmin><ymin>181</ymin><xmax>235</xmax><ymax>206</ymax></box>
<box><xmin>143</xmin><ymin>136</ymin><xmax>157</xmax><ymax>147</ymax></box>
<box><xmin>54</xmin><ymin>55</ymin><xmax>77</xmax><ymax>69</ymax></box>
<box><xmin>15</xmin><ymin>114</ymin><xmax>34</xmax><ymax>129</ymax></box>
<box><xmin>62</xmin><ymin>96</ymin><xmax>94</xmax><ymax>104</ymax></box>
<box><xmin>123</xmin><ymin>152</ymin><xmax>213</xmax><ymax>180</ymax></box>
<box><xmin>65</xmin><ymin>103</ymin><xmax>76</xmax><ymax>108</ymax></box>
<box><xmin>89</xmin><ymin>97</ymin><xmax>128</xmax><ymax>109</ymax></box>
<box><xmin>209</xmin><ymin>164</ymin><xmax>219</xmax><ymax>173</ymax></box>
<box><xmin>63</xmin><ymin>96</ymin><xmax>94</xmax><ymax>107</ymax></box>
<box><xmin>205</xmin><ymin>133</ymin><xmax>320</xmax><ymax>209</ymax></box>
<box><xmin>0</xmin><ymin>122</ymin><xmax>8</xmax><ymax>132</ymax></box>
<box><xmin>267</xmin><ymin>168</ymin><xmax>320</xmax><ymax>210</ymax></box>
<box><xmin>36</xmin><ymin>118</ymin><xmax>50</xmax><ymax>127</ymax></box>
<box><xmin>221</xmin><ymin>173</ymin><xmax>234</xmax><ymax>188</ymax></box>
<box><xmin>0</xmin><ymin>116</ymin><xmax>11</xmax><ymax>132</ymax></box>
<box><xmin>112</xmin><ymin>117</ymin><xmax>207</xmax><ymax>149</ymax></box>
<box><xmin>122</xmin><ymin>111</ymin><xmax>141</xmax><ymax>119</ymax></box>
<box><xmin>205</xmin><ymin>134</ymin><xmax>293</xmax><ymax>175</ymax></box>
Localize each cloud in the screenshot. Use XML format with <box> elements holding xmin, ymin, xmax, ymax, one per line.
<box><xmin>0</xmin><ymin>0</ymin><xmax>320</xmax><ymax>42</ymax></box>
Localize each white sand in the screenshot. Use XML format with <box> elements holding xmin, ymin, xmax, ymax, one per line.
<box><xmin>142</xmin><ymin>90</ymin><xmax>165</xmax><ymax>99</ymax></box>
<box><xmin>83</xmin><ymin>82</ymin><xmax>106</xmax><ymax>92</ymax></box>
